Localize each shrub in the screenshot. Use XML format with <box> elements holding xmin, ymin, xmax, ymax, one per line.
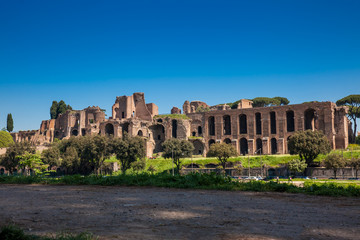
<box><xmin>0</xmin><ymin>131</ymin><xmax>13</xmax><ymax>148</ymax></box>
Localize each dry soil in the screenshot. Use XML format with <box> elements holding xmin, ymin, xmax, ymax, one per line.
<box><xmin>0</xmin><ymin>185</ymin><xmax>359</xmax><ymax>240</ymax></box>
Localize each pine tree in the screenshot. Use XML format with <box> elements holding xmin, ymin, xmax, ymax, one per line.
<box><xmin>50</xmin><ymin>101</ymin><xmax>58</xmax><ymax>119</ymax></box>
<box><xmin>6</xmin><ymin>113</ymin><xmax>13</xmax><ymax>132</ymax></box>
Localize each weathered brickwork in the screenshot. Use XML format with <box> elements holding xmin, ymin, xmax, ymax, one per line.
<box><xmin>11</xmin><ymin>93</ymin><xmax>350</xmax><ymax>157</ymax></box>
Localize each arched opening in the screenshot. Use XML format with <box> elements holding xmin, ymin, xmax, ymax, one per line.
<box><xmin>137</xmin><ymin>130</ymin><xmax>143</xmax><ymax>136</ymax></box>
<box><xmin>186</xmin><ymin>163</ymin><xmax>200</xmax><ymax>169</ymax></box>
<box><xmin>81</xmin><ymin>129</ymin><xmax>86</xmax><ymax>136</ymax></box>
<box><xmin>304</xmin><ymin>109</ymin><xmax>317</xmax><ymax>130</ymax></box>
<box><xmin>256</xmin><ymin>138</ymin><xmax>262</xmax><ymax>153</ymax></box>
<box><xmin>192</xmin><ymin>132</ymin><xmax>196</xmax><ymax>136</ymax></box>
<box><xmin>271</xmin><ymin>138</ymin><xmax>277</xmax><ymax>154</ymax></box>
<box><xmin>255</xmin><ymin>113</ymin><xmax>262</xmax><ymax>135</ymax></box>
<box><xmin>149</xmin><ymin>124</ymin><xmax>165</xmax><ymax>153</ymax></box>
<box><xmin>223</xmin><ymin>115</ymin><xmax>231</xmax><ymax>135</ymax></box>
<box><xmin>239</xmin><ymin>114</ymin><xmax>247</xmax><ymax>134</ymax></box>
<box><xmin>208</xmin><ymin>139</ymin><xmax>215</xmax><ymax>148</ymax></box>
<box><xmin>122</xmin><ymin>122</ymin><xmax>129</xmax><ymax>135</ymax></box>
<box><xmin>268</xmin><ymin>168</ymin><xmax>276</xmax><ymax>177</ymax></box>
<box><xmin>193</xmin><ymin>140</ymin><xmax>204</xmax><ymax>155</ymax></box>
<box><xmin>71</xmin><ymin>129</ymin><xmax>78</xmax><ymax>136</ymax></box>
<box><xmin>208</xmin><ymin>116</ymin><xmax>215</xmax><ymax>136</ymax></box>
<box><xmin>224</xmin><ymin>138</ymin><xmax>231</xmax><ymax>144</ymax></box>
<box><xmin>172</xmin><ymin>120</ymin><xmax>177</xmax><ymax>138</ymax></box>
<box><xmin>198</xmin><ymin>126</ymin><xmax>202</xmax><ymax>135</ymax></box>
<box><xmin>105</xmin><ymin>123</ymin><xmax>114</xmax><ymax>136</ymax></box>
<box><xmin>157</xmin><ymin>119</ymin><xmax>163</xmax><ymax>123</ymax></box>
<box><xmin>240</xmin><ymin>138</ymin><xmax>248</xmax><ymax>155</ymax></box>
<box><xmin>286</xmin><ymin>110</ymin><xmax>295</xmax><ymax>132</ymax></box>
<box><xmin>270</xmin><ymin>112</ymin><xmax>276</xmax><ymax>134</ymax></box>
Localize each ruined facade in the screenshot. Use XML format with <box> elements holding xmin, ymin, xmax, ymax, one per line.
<box><xmin>11</xmin><ymin>93</ymin><xmax>350</xmax><ymax>157</ymax></box>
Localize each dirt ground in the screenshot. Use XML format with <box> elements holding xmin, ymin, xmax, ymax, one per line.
<box><xmin>0</xmin><ymin>185</ymin><xmax>359</xmax><ymax>240</ymax></box>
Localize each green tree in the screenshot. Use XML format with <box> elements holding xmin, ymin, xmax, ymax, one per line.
<box><xmin>336</xmin><ymin>95</ymin><xmax>360</xmax><ymax>143</ymax></box>
<box><xmin>0</xmin><ymin>142</ymin><xmax>35</xmax><ymax>174</ymax></box>
<box><xmin>112</xmin><ymin>135</ymin><xmax>146</xmax><ymax>174</ymax></box>
<box><xmin>41</xmin><ymin>147</ymin><xmax>61</xmax><ymax>169</ymax></box>
<box><xmin>323</xmin><ymin>153</ymin><xmax>346</xmax><ymax>179</ymax></box>
<box><xmin>50</xmin><ymin>101</ymin><xmax>58</xmax><ymax>119</ymax></box>
<box><xmin>50</xmin><ymin>100</ymin><xmax>72</xmax><ymax>119</ymax></box>
<box><xmin>287</xmin><ymin>159</ymin><xmax>307</xmax><ymax>176</ymax></box>
<box><xmin>6</xmin><ymin>113</ymin><xmax>13</xmax><ymax>132</ymax></box>
<box><xmin>131</xmin><ymin>158</ymin><xmax>146</xmax><ymax>172</ymax></box>
<box><xmin>61</xmin><ymin>146</ymin><xmax>80</xmax><ymax>174</ymax></box>
<box><xmin>348</xmin><ymin>157</ymin><xmax>360</xmax><ymax>179</ymax></box>
<box><xmin>18</xmin><ymin>153</ymin><xmax>47</xmax><ymax>175</ymax></box>
<box><xmin>162</xmin><ymin>139</ymin><xmax>194</xmax><ymax>173</ymax></box>
<box><xmin>288</xmin><ymin>130</ymin><xmax>331</xmax><ymax>166</ymax></box>
<box><xmin>0</xmin><ymin>131</ymin><xmax>14</xmax><ymax>148</ymax></box>
<box><xmin>92</xmin><ymin>135</ymin><xmax>112</xmax><ymax>174</ymax></box>
<box><xmin>207</xmin><ymin>143</ymin><xmax>238</xmax><ymax>170</ymax></box>
<box><xmin>273</xmin><ymin>96</ymin><xmax>290</xmax><ymax>105</ymax></box>
<box><xmin>252</xmin><ymin>97</ymin><xmax>281</xmax><ymax>107</ymax></box>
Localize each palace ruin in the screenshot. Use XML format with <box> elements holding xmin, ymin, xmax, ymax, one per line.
<box><xmin>11</xmin><ymin>93</ymin><xmax>350</xmax><ymax>157</ymax></box>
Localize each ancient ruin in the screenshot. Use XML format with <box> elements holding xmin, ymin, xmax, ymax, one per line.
<box><xmin>11</xmin><ymin>93</ymin><xmax>350</xmax><ymax>157</ymax></box>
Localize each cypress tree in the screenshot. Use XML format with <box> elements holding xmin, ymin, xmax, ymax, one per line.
<box><xmin>50</xmin><ymin>101</ymin><xmax>58</xmax><ymax>119</ymax></box>
<box><xmin>6</xmin><ymin>113</ymin><xmax>14</xmax><ymax>132</ymax></box>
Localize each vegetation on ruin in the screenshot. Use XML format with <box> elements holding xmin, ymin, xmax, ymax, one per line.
<box><xmin>154</xmin><ymin>114</ymin><xmax>190</xmax><ymax>119</ymax></box>
<box><xmin>224</xmin><ymin>96</ymin><xmax>290</xmax><ymax>109</ymax></box>
<box><xmin>0</xmin><ymin>224</ymin><xmax>96</xmax><ymax>240</ymax></box>
<box><xmin>50</xmin><ymin>100</ymin><xmax>73</xmax><ymax>119</ymax></box>
<box><xmin>0</xmin><ymin>131</ymin><xmax>13</xmax><ymax>148</ymax></box>
<box><xmin>0</xmin><ymin>172</ymin><xmax>359</xmax><ymax>197</ymax></box>
<box><xmin>288</xmin><ymin>130</ymin><xmax>332</xmax><ymax>165</ymax></box>
<box><xmin>336</xmin><ymin>94</ymin><xmax>360</xmax><ymax>143</ymax></box>
<box><xmin>6</xmin><ymin>113</ymin><xmax>13</xmax><ymax>132</ymax></box>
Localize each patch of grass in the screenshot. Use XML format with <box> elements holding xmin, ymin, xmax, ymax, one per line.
<box><xmin>1</xmin><ymin>173</ymin><xmax>359</xmax><ymax>197</ymax></box>
<box><xmin>154</xmin><ymin>114</ymin><xmax>190</xmax><ymax>120</ymax></box>
<box><xmin>0</xmin><ymin>225</ymin><xmax>96</xmax><ymax>240</ymax></box>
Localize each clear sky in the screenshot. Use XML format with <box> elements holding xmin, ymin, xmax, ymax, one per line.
<box><xmin>0</xmin><ymin>0</ymin><xmax>359</xmax><ymax>131</ymax></box>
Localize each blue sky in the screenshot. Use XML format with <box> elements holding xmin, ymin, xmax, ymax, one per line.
<box><xmin>0</xmin><ymin>0</ymin><xmax>359</xmax><ymax>131</ymax></box>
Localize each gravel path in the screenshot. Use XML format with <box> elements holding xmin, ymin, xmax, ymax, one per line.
<box><xmin>0</xmin><ymin>184</ymin><xmax>359</xmax><ymax>240</ymax></box>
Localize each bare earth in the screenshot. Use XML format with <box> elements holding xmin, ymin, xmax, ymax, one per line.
<box><xmin>0</xmin><ymin>185</ymin><xmax>359</xmax><ymax>240</ymax></box>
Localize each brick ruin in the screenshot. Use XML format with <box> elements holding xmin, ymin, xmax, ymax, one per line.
<box><xmin>11</xmin><ymin>93</ymin><xmax>350</xmax><ymax>157</ymax></box>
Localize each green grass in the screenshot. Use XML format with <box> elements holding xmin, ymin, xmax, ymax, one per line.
<box><xmin>153</xmin><ymin>114</ymin><xmax>190</xmax><ymax>119</ymax></box>
<box><xmin>0</xmin><ymin>225</ymin><xmax>96</xmax><ymax>240</ymax></box>
<box><xmin>1</xmin><ymin>173</ymin><xmax>359</xmax><ymax>197</ymax></box>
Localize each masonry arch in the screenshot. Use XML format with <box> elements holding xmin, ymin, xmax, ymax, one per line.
<box><xmin>240</xmin><ymin>138</ymin><xmax>248</xmax><ymax>155</ymax></box>
<box><xmin>255</xmin><ymin>113</ymin><xmax>262</xmax><ymax>135</ymax></box>
<box><xmin>239</xmin><ymin>114</ymin><xmax>247</xmax><ymax>134</ymax></box>
<box><xmin>105</xmin><ymin>123</ymin><xmax>114</xmax><ymax>136</ymax></box>
<box><xmin>270</xmin><ymin>111</ymin><xmax>276</xmax><ymax>134</ymax></box>
<box><xmin>286</xmin><ymin>110</ymin><xmax>295</xmax><ymax>132</ymax></box>
<box><xmin>193</xmin><ymin>140</ymin><xmax>204</xmax><ymax>155</ymax></box>
<box><xmin>208</xmin><ymin>116</ymin><xmax>215</xmax><ymax>136</ymax></box>
<box><xmin>304</xmin><ymin>108</ymin><xmax>317</xmax><ymax>130</ymax></box>
<box><xmin>271</xmin><ymin>138</ymin><xmax>277</xmax><ymax>154</ymax></box>
<box><xmin>198</xmin><ymin>126</ymin><xmax>202</xmax><ymax>135</ymax></box>
<box><xmin>224</xmin><ymin>138</ymin><xmax>231</xmax><ymax>144</ymax></box>
<box><xmin>223</xmin><ymin>115</ymin><xmax>231</xmax><ymax>135</ymax></box>
<box><xmin>256</xmin><ymin>138</ymin><xmax>262</xmax><ymax>153</ymax></box>
<box><xmin>149</xmin><ymin>124</ymin><xmax>165</xmax><ymax>153</ymax></box>
<box><xmin>172</xmin><ymin>120</ymin><xmax>177</xmax><ymax>138</ymax></box>
<box><xmin>122</xmin><ymin>122</ymin><xmax>129</xmax><ymax>136</ymax></box>
<box><xmin>137</xmin><ymin>130</ymin><xmax>143</xmax><ymax>136</ymax></box>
